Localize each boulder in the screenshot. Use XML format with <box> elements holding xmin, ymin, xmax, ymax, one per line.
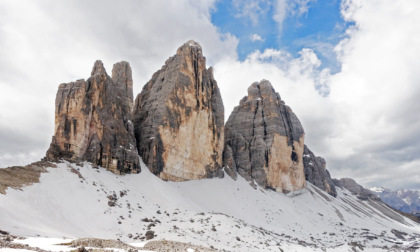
<box><xmin>303</xmin><ymin>145</ymin><xmax>337</xmax><ymax>197</ymax></box>
<box><xmin>45</xmin><ymin>60</ymin><xmax>140</xmax><ymax>174</ymax></box>
<box><xmin>223</xmin><ymin>80</ymin><xmax>306</xmax><ymax>192</ymax></box>
<box><xmin>133</xmin><ymin>40</ymin><xmax>224</xmax><ymax>181</ymax></box>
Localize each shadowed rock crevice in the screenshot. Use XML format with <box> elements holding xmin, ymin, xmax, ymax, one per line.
<box><xmin>303</xmin><ymin>145</ymin><xmax>337</xmax><ymax>197</ymax></box>
<box><xmin>45</xmin><ymin>60</ymin><xmax>140</xmax><ymax>174</ymax></box>
<box><xmin>223</xmin><ymin>80</ymin><xmax>306</xmax><ymax>192</ymax></box>
<box><xmin>133</xmin><ymin>40</ymin><xmax>224</xmax><ymax>181</ymax></box>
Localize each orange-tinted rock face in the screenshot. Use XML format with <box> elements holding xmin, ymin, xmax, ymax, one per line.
<box><xmin>45</xmin><ymin>61</ymin><xmax>140</xmax><ymax>174</ymax></box>
<box><xmin>223</xmin><ymin>80</ymin><xmax>306</xmax><ymax>192</ymax></box>
<box><xmin>133</xmin><ymin>41</ymin><xmax>224</xmax><ymax>181</ymax></box>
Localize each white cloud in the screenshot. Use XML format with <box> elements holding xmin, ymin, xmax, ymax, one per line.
<box><xmin>232</xmin><ymin>0</ymin><xmax>271</xmax><ymax>26</ymax></box>
<box><xmin>250</xmin><ymin>34</ymin><xmax>264</xmax><ymax>42</ymax></box>
<box><xmin>273</xmin><ymin>0</ymin><xmax>288</xmax><ymax>32</ymax></box>
<box><xmin>273</xmin><ymin>0</ymin><xmax>315</xmax><ymax>32</ymax></box>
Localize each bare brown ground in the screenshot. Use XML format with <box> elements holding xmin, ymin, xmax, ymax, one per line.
<box><xmin>0</xmin><ymin>160</ymin><xmax>56</xmax><ymax>194</ymax></box>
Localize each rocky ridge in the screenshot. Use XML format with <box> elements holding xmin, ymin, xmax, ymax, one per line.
<box><xmin>303</xmin><ymin>145</ymin><xmax>337</xmax><ymax>197</ymax></box>
<box><xmin>132</xmin><ymin>40</ymin><xmax>224</xmax><ymax>181</ymax></box>
<box><xmin>223</xmin><ymin>80</ymin><xmax>306</xmax><ymax>192</ymax></box>
<box><xmin>45</xmin><ymin>60</ymin><xmax>140</xmax><ymax>174</ymax></box>
<box><xmin>333</xmin><ymin>178</ymin><xmax>380</xmax><ymax>200</ymax></box>
<box><xmin>370</xmin><ymin>187</ymin><xmax>420</xmax><ymax>214</ymax></box>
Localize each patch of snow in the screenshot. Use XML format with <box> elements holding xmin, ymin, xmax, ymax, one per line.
<box><xmin>370</xmin><ymin>187</ymin><xmax>385</xmax><ymax>193</ymax></box>
<box><xmin>13</xmin><ymin>237</ymin><xmax>74</xmax><ymax>252</ymax></box>
<box><xmin>402</xmin><ymin>197</ymin><xmax>412</xmax><ymax>205</ymax></box>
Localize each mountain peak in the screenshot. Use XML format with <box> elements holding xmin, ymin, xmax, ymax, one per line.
<box><xmin>91</xmin><ymin>60</ymin><xmax>107</xmax><ymax>76</ymax></box>
<box><xmin>133</xmin><ymin>40</ymin><xmax>224</xmax><ymax>181</ymax></box>
<box><xmin>224</xmin><ymin>80</ymin><xmax>305</xmax><ymax>192</ymax></box>
<box><xmin>176</xmin><ymin>40</ymin><xmax>203</xmax><ymax>55</ymax></box>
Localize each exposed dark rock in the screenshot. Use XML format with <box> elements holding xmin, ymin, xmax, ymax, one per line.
<box><xmin>145</xmin><ymin>230</ymin><xmax>155</xmax><ymax>240</ymax></box>
<box><xmin>45</xmin><ymin>60</ymin><xmax>140</xmax><ymax>174</ymax></box>
<box><xmin>223</xmin><ymin>80</ymin><xmax>306</xmax><ymax>192</ymax></box>
<box><xmin>133</xmin><ymin>40</ymin><xmax>224</xmax><ymax>181</ymax></box>
<box><xmin>222</xmin><ymin>145</ymin><xmax>237</xmax><ymax>180</ymax></box>
<box><xmin>303</xmin><ymin>145</ymin><xmax>337</xmax><ymax>197</ymax></box>
<box><xmin>333</xmin><ymin>178</ymin><xmax>379</xmax><ymax>200</ymax></box>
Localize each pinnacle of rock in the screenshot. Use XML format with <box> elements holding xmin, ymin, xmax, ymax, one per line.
<box><xmin>133</xmin><ymin>40</ymin><xmax>224</xmax><ymax>181</ymax></box>
<box><xmin>91</xmin><ymin>60</ymin><xmax>107</xmax><ymax>76</ymax></box>
<box><xmin>223</xmin><ymin>80</ymin><xmax>306</xmax><ymax>192</ymax></box>
<box><xmin>45</xmin><ymin>60</ymin><xmax>139</xmax><ymax>174</ymax></box>
<box><xmin>112</xmin><ymin>61</ymin><xmax>134</xmax><ymax>113</ymax></box>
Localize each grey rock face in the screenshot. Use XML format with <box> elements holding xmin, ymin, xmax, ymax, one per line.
<box><xmin>223</xmin><ymin>80</ymin><xmax>306</xmax><ymax>192</ymax></box>
<box><xmin>333</xmin><ymin>178</ymin><xmax>379</xmax><ymax>200</ymax></box>
<box><xmin>303</xmin><ymin>145</ymin><xmax>337</xmax><ymax>197</ymax></box>
<box><xmin>133</xmin><ymin>40</ymin><xmax>224</xmax><ymax>181</ymax></box>
<box><xmin>45</xmin><ymin>60</ymin><xmax>140</xmax><ymax>174</ymax></box>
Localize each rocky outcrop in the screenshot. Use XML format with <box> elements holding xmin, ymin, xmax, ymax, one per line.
<box><xmin>133</xmin><ymin>40</ymin><xmax>224</xmax><ymax>181</ymax></box>
<box><xmin>333</xmin><ymin>178</ymin><xmax>379</xmax><ymax>200</ymax></box>
<box><xmin>45</xmin><ymin>60</ymin><xmax>140</xmax><ymax>174</ymax></box>
<box><xmin>303</xmin><ymin>145</ymin><xmax>337</xmax><ymax>197</ymax></box>
<box><xmin>223</xmin><ymin>80</ymin><xmax>306</xmax><ymax>192</ymax></box>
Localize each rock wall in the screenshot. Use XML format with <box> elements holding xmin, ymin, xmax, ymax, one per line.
<box><xmin>303</xmin><ymin>145</ymin><xmax>337</xmax><ymax>197</ymax></box>
<box><xmin>133</xmin><ymin>40</ymin><xmax>224</xmax><ymax>181</ymax></box>
<box><xmin>223</xmin><ymin>80</ymin><xmax>306</xmax><ymax>192</ymax></box>
<box><xmin>45</xmin><ymin>60</ymin><xmax>140</xmax><ymax>174</ymax></box>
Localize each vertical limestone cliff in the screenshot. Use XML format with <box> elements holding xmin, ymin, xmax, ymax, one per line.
<box><xmin>133</xmin><ymin>40</ymin><xmax>224</xmax><ymax>181</ymax></box>
<box><xmin>223</xmin><ymin>80</ymin><xmax>306</xmax><ymax>192</ymax></box>
<box><xmin>45</xmin><ymin>60</ymin><xmax>140</xmax><ymax>174</ymax></box>
<box><xmin>303</xmin><ymin>145</ymin><xmax>337</xmax><ymax>197</ymax></box>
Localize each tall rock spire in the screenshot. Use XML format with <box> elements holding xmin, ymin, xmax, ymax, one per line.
<box><xmin>133</xmin><ymin>40</ymin><xmax>224</xmax><ymax>181</ymax></box>
<box><xmin>223</xmin><ymin>80</ymin><xmax>306</xmax><ymax>192</ymax></box>
<box><xmin>45</xmin><ymin>60</ymin><xmax>140</xmax><ymax>174</ymax></box>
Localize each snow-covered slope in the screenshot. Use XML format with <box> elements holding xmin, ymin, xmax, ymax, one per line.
<box><xmin>370</xmin><ymin>187</ymin><xmax>420</xmax><ymax>214</ymax></box>
<box><xmin>0</xmin><ymin>161</ymin><xmax>419</xmax><ymax>251</ymax></box>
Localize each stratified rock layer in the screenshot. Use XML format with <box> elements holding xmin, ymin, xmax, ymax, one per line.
<box><xmin>45</xmin><ymin>60</ymin><xmax>140</xmax><ymax>174</ymax></box>
<box><xmin>133</xmin><ymin>40</ymin><xmax>224</xmax><ymax>181</ymax></box>
<box><xmin>303</xmin><ymin>145</ymin><xmax>337</xmax><ymax>197</ymax></box>
<box><xmin>223</xmin><ymin>80</ymin><xmax>306</xmax><ymax>192</ymax></box>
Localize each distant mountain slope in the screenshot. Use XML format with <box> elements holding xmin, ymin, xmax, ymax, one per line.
<box><xmin>370</xmin><ymin>187</ymin><xmax>420</xmax><ymax>214</ymax></box>
<box><xmin>0</xmin><ymin>162</ymin><xmax>419</xmax><ymax>251</ymax></box>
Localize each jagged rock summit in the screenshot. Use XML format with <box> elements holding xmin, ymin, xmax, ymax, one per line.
<box><xmin>303</xmin><ymin>145</ymin><xmax>337</xmax><ymax>196</ymax></box>
<box><xmin>45</xmin><ymin>60</ymin><xmax>140</xmax><ymax>174</ymax></box>
<box><xmin>133</xmin><ymin>40</ymin><xmax>224</xmax><ymax>181</ymax></box>
<box><xmin>223</xmin><ymin>80</ymin><xmax>306</xmax><ymax>192</ymax></box>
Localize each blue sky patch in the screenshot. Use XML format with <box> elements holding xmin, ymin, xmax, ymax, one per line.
<box><xmin>211</xmin><ymin>0</ymin><xmax>351</xmax><ymax>73</ymax></box>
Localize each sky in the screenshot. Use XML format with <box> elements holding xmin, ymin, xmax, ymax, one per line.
<box><xmin>0</xmin><ymin>0</ymin><xmax>419</xmax><ymax>190</ymax></box>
